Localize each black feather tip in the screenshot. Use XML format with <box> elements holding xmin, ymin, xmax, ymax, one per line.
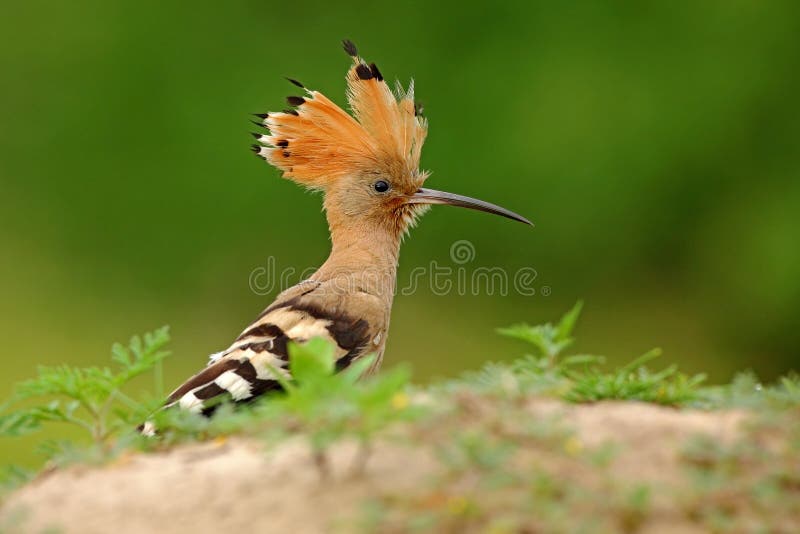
<box><xmin>250</xmin><ymin>144</ymin><xmax>261</xmax><ymax>153</ymax></box>
<box><xmin>285</xmin><ymin>77</ymin><xmax>304</xmax><ymax>88</ymax></box>
<box><xmin>355</xmin><ymin>63</ymin><xmax>373</xmax><ymax>80</ymax></box>
<box><xmin>276</xmin><ymin>140</ymin><xmax>289</xmax><ymax>147</ymax></box>
<box><xmin>250</xmin><ymin>132</ymin><xmax>262</xmax><ymax>139</ymax></box>
<box><xmin>250</xmin><ymin>119</ymin><xmax>265</xmax><ymax>127</ymax></box>
<box><xmin>253</xmin><ymin>113</ymin><xmax>269</xmax><ymax>119</ymax></box>
<box><xmin>286</xmin><ymin>95</ymin><xmax>305</xmax><ymax>106</ymax></box>
<box><xmin>282</xmin><ymin>108</ymin><xmax>299</xmax><ymax>116</ymax></box>
<box><xmin>342</xmin><ymin>39</ymin><xmax>358</xmax><ymax>57</ymax></box>
<box><xmin>369</xmin><ymin>63</ymin><xmax>383</xmax><ymax>81</ymax></box>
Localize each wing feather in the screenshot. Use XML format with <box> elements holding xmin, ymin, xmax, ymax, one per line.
<box><xmin>161</xmin><ymin>296</ymin><xmax>373</xmax><ymax>417</ymax></box>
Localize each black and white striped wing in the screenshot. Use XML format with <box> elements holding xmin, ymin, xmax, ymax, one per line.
<box><xmin>164</xmin><ymin>297</ymin><xmax>372</xmax><ymax>415</ymax></box>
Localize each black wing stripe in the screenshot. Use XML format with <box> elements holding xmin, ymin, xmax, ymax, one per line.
<box><xmin>327</xmin><ymin>318</ymin><xmax>370</xmax><ymax>351</ymax></box>
<box><xmin>271</xmin><ymin>336</ymin><xmax>289</xmax><ymax>359</ymax></box>
<box><xmin>237</xmin><ymin>341</ymin><xmax>273</xmax><ymax>352</ymax></box>
<box><xmin>282</xmin><ymin>300</ymin><xmax>372</xmax><ymax>367</ymax></box>
<box><xmin>165</xmin><ymin>286</ymin><xmax>373</xmax><ymax>418</ymax></box>
<box><xmin>167</xmin><ymin>359</ymin><xmax>240</xmax><ymax>403</ymax></box>
<box><xmin>194</xmin><ymin>382</ymin><xmax>225</xmax><ymax>400</ymax></box>
<box><xmin>237</xmin><ymin>322</ymin><xmax>285</xmax><ymax>341</ymax></box>
<box><xmin>283</xmin><ymin>299</ymin><xmax>369</xmax><ymax>343</ymax></box>
<box><xmin>234</xmin><ymin>360</ymin><xmax>284</xmax><ymax>398</ymax></box>
<box><xmin>245</xmin><ymin>379</ymin><xmax>283</xmax><ymax>399</ymax></box>
<box><xmin>331</xmin><ymin>318</ymin><xmax>371</xmax><ymax>371</ymax></box>
<box><xmin>238</xmin><ymin>337</ymin><xmax>289</xmax><ymax>360</ymax></box>
<box><xmin>168</xmin><ymin>336</ymin><xmax>291</xmax><ymax>407</ymax></box>
<box><xmin>253</xmin><ymin>291</ymin><xmax>372</xmax><ymax>355</ymax></box>
<box><xmin>336</xmin><ymin>348</ymin><xmax>363</xmax><ymax>371</ymax></box>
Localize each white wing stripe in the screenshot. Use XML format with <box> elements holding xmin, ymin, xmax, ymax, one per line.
<box><xmin>215</xmin><ymin>370</ymin><xmax>254</xmax><ymax>401</ymax></box>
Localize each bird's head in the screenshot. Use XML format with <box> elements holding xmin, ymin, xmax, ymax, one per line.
<box><xmin>252</xmin><ymin>40</ymin><xmax>531</xmax><ymax>237</ymax></box>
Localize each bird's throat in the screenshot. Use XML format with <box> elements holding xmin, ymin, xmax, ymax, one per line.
<box><xmin>312</xmin><ymin>216</ymin><xmax>402</xmax><ymax>302</ymax></box>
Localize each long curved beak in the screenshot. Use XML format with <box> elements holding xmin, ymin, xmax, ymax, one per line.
<box><xmin>408</xmin><ymin>188</ymin><xmax>533</xmax><ymax>226</ymax></box>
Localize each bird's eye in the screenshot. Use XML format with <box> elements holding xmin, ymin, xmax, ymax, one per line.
<box><xmin>373</xmin><ymin>180</ymin><xmax>390</xmax><ymax>193</ymax></box>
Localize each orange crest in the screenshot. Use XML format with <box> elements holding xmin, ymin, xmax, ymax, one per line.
<box><xmin>252</xmin><ymin>40</ymin><xmax>428</xmax><ymax>190</ymax></box>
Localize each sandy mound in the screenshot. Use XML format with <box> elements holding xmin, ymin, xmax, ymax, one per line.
<box><xmin>0</xmin><ymin>401</ymin><xmax>748</xmax><ymax>533</ymax></box>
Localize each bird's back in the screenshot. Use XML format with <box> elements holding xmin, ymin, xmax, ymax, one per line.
<box><xmin>164</xmin><ymin>278</ymin><xmax>388</xmax><ymax>415</ymax></box>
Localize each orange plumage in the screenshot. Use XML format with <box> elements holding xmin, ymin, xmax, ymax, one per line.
<box><xmin>253</xmin><ymin>40</ymin><xmax>427</xmax><ymax>192</ymax></box>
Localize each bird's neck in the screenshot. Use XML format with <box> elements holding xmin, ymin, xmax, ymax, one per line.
<box><xmin>312</xmin><ymin>216</ymin><xmax>402</xmax><ymax>300</ymax></box>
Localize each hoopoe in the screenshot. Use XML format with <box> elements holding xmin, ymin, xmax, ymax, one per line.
<box><xmin>145</xmin><ymin>40</ymin><xmax>530</xmax><ymax>429</ymax></box>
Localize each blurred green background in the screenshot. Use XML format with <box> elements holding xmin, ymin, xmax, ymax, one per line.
<box><xmin>2</xmin><ymin>1</ymin><xmax>798</xmax><ymax>465</ymax></box>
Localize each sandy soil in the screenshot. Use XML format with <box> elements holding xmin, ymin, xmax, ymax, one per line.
<box><xmin>1</xmin><ymin>401</ymin><xmax>746</xmax><ymax>534</ymax></box>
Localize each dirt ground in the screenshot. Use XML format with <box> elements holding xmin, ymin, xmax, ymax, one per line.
<box><xmin>0</xmin><ymin>401</ymin><xmax>747</xmax><ymax>533</ymax></box>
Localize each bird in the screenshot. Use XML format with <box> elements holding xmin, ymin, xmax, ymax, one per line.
<box><xmin>143</xmin><ymin>40</ymin><xmax>531</xmax><ymax>431</ymax></box>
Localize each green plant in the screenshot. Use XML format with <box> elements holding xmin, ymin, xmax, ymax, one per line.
<box><xmin>261</xmin><ymin>338</ymin><xmax>419</xmax><ymax>474</ymax></box>
<box><xmin>700</xmin><ymin>372</ymin><xmax>800</xmax><ymax>410</ymax></box>
<box><xmin>564</xmin><ymin>348</ymin><xmax>707</xmax><ymax>406</ymax></box>
<box><xmin>0</xmin><ymin>327</ymin><xmax>170</xmax><ymax>457</ymax></box>
<box><xmin>453</xmin><ymin>302</ymin><xmax>601</xmax><ymax>398</ymax></box>
<box><xmin>0</xmin><ymin>328</ymin><xmax>418</xmax><ymax>483</ymax></box>
<box><xmin>496</xmin><ymin>301</ymin><xmax>583</xmax><ymax>367</ymax></box>
<box><xmin>492</xmin><ymin>302</ymin><xmax>707</xmax><ymax>406</ymax></box>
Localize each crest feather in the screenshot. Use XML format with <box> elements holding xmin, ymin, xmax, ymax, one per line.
<box><xmin>253</xmin><ymin>41</ymin><xmax>427</xmax><ymax>189</ymax></box>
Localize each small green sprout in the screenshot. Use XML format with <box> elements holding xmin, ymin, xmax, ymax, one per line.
<box><xmin>700</xmin><ymin>371</ymin><xmax>800</xmax><ymax>409</ymax></box>
<box><xmin>263</xmin><ymin>337</ymin><xmax>418</xmax><ymax>475</ymax></box>
<box><xmin>564</xmin><ymin>348</ymin><xmax>708</xmax><ymax>406</ymax></box>
<box><xmin>0</xmin><ymin>327</ymin><xmax>170</xmax><ymax>456</ymax></box>
<box><xmin>496</xmin><ymin>301</ymin><xmax>583</xmax><ymax>366</ymax></box>
<box><xmin>493</xmin><ymin>303</ymin><xmax>707</xmax><ymax>406</ymax></box>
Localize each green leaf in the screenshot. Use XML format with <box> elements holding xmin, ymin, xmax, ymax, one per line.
<box><xmin>112</xmin><ymin>326</ymin><xmax>171</xmax><ymax>385</ymax></box>
<box><xmin>618</xmin><ymin>348</ymin><xmax>662</xmax><ymax>375</ymax></box>
<box><xmin>496</xmin><ymin>303</ymin><xmax>585</xmax><ymax>362</ymax></box>
<box><xmin>111</xmin><ymin>342</ymin><xmax>131</xmax><ymax>367</ymax></box>
<box><xmin>339</xmin><ymin>354</ymin><xmax>377</xmax><ymax>385</ymax></box>
<box><xmin>288</xmin><ymin>337</ymin><xmax>335</xmax><ymax>383</ymax></box>
<box><xmin>496</xmin><ymin>323</ymin><xmax>540</xmax><ymax>344</ymax></box>
<box><xmin>0</xmin><ymin>411</ymin><xmax>41</xmax><ymax>437</ymax></box>
<box><xmin>359</xmin><ymin>365</ymin><xmax>411</xmax><ymax>407</ymax></box>
<box><xmin>0</xmin><ymin>326</ymin><xmax>171</xmax><ymax>457</ymax></box>
<box><xmin>556</xmin><ymin>301</ymin><xmax>583</xmax><ymax>341</ymax></box>
<box><xmin>560</xmin><ymin>354</ymin><xmax>605</xmax><ymax>367</ymax></box>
